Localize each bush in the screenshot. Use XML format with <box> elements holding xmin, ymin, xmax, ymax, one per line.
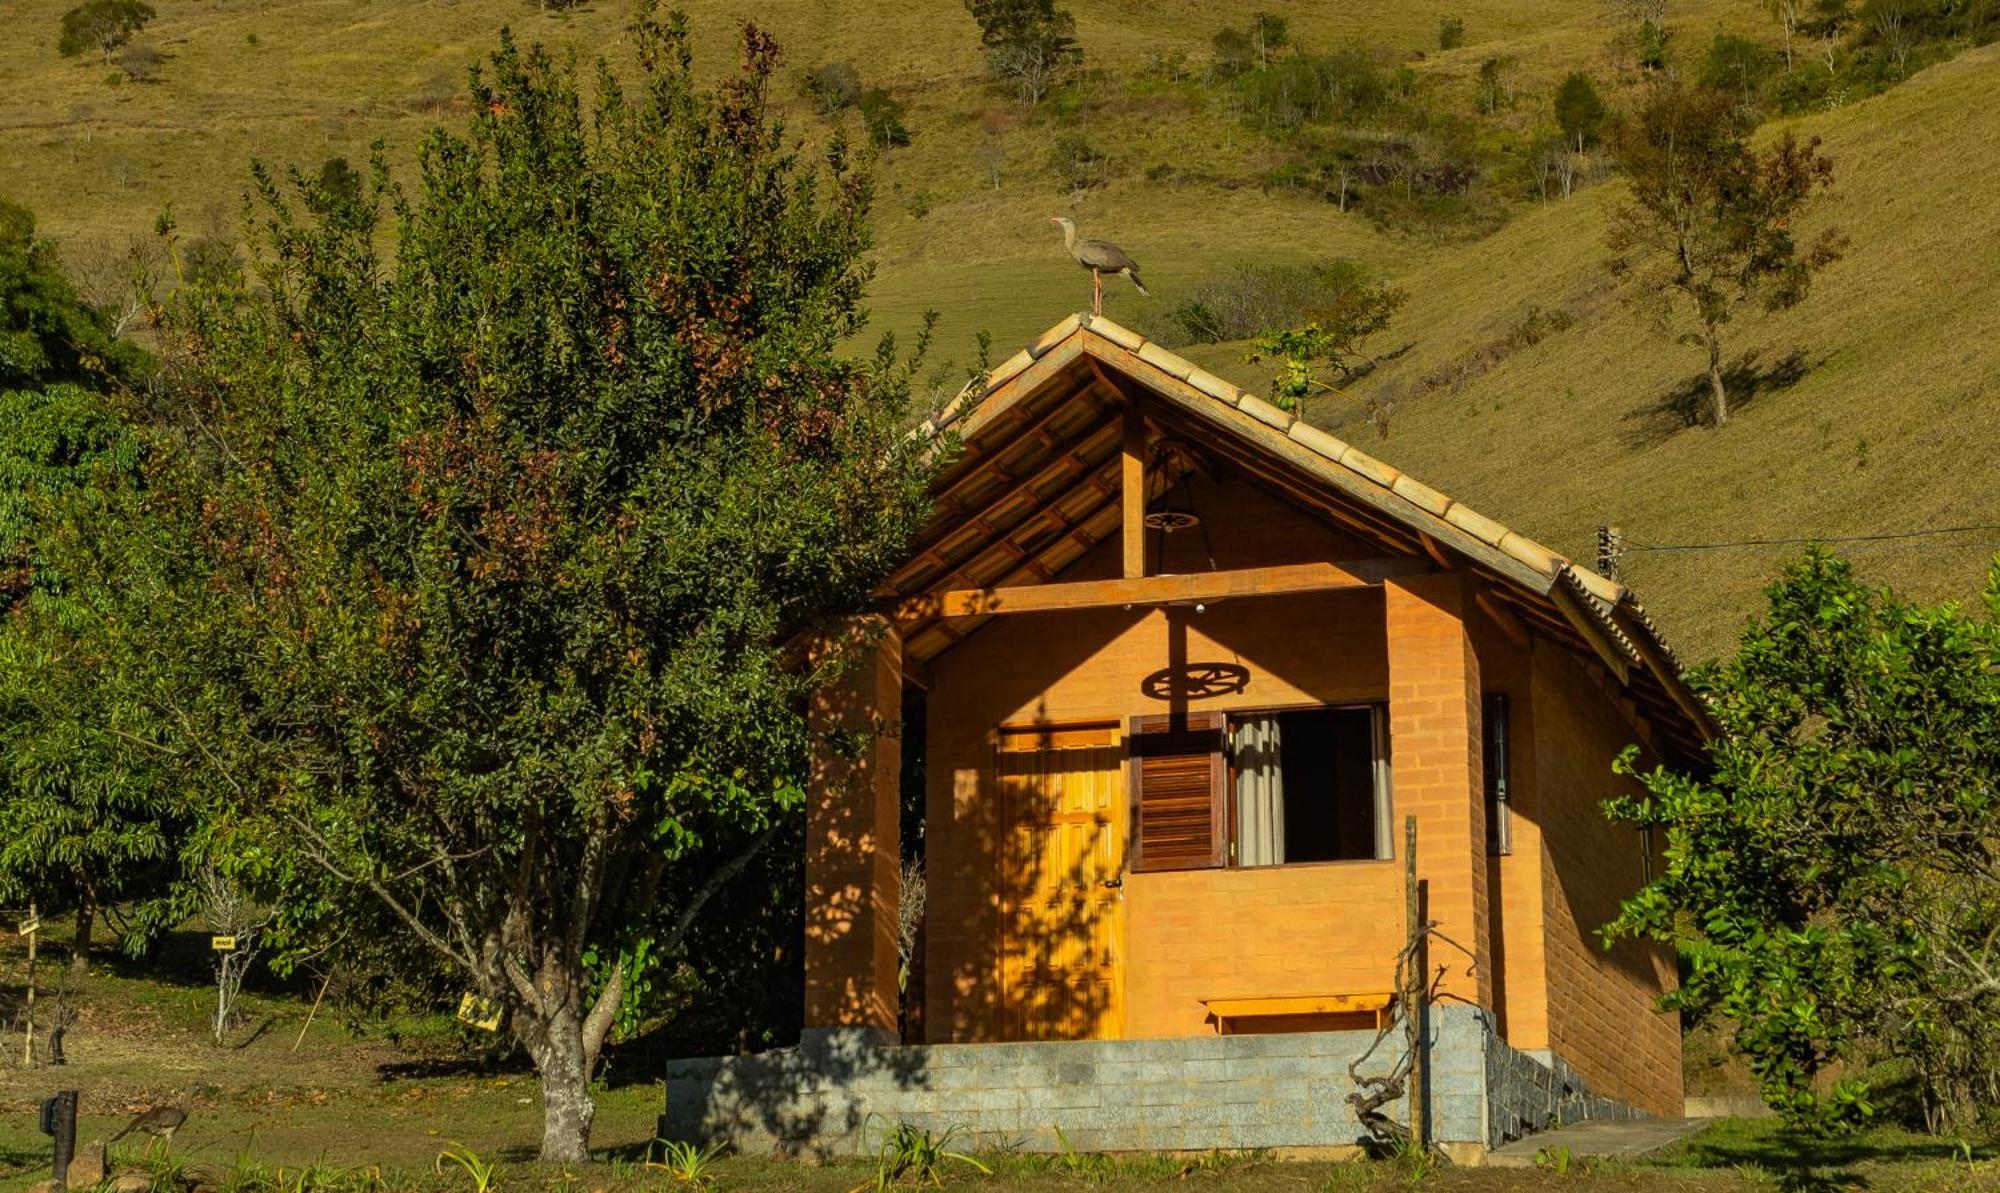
<box><xmin>1211</xmin><ymin>27</ymin><xmax>1254</xmax><ymax>78</ymax></box>
<box><xmin>1439</xmin><ymin>15</ymin><xmax>1466</xmax><ymax>50</ymax></box>
<box><xmin>858</xmin><ymin>88</ymin><xmax>911</xmax><ymax>148</ymax></box>
<box><xmin>1702</xmin><ymin>33</ymin><xmax>1780</xmax><ymax>107</ymax></box>
<box><xmin>1046</xmin><ymin>132</ymin><xmax>1106</xmax><ymax>191</ymax></box>
<box><xmin>1149</xmin><ymin>259</ymin><xmax>1389</xmax><ymax>347</ymax></box>
<box><xmin>115</xmin><ymin>40</ymin><xmax>160</xmax><ymax>81</ymax></box>
<box><xmin>799</xmin><ymin>61</ymin><xmax>861</xmax><ymax>117</ymax></box>
<box><xmin>1234</xmin><ymin>50</ymin><xmax>1387</xmax><ymax>134</ymax></box>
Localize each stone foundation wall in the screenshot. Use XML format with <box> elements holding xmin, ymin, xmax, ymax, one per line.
<box><xmin>661</xmin><ymin>1007</ymin><xmax>1645</xmax><ymax>1159</ymax></box>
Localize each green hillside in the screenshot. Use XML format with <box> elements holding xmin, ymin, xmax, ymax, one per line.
<box><xmin>1</xmin><ymin>0</ymin><xmax>1993</xmax><ymax>661</ymax></box>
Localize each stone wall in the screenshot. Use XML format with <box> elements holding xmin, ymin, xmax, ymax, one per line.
<box><xmin>661</xmin><ymin>1008</ymin><xmax>1643</xmax><ymax>1160</ymax></box>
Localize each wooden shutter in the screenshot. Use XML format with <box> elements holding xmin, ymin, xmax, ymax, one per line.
<box><xmin>1128</xmin><ymin>712</ymin><xmax>1227</xmax><ymax>872</ymax></box>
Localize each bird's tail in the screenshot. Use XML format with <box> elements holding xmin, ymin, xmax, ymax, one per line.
<box><xmin>1124</xmin><ymin>268</ymin><xmax>1150</xmax><ymax>297</ymax></box>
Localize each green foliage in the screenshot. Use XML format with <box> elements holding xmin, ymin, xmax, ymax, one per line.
<box><xmin>57</xmin><ymin>0</ymin><xmax>155</xmax><ymax>63</ymax></box>
<box><xmin>1242</xmin><ymin>260</ymin><xmax>1404</xmax><ymax>412</ymax></box>
<box><xmin>1439</xmin><ymin>15</ymin><xmax>1467</xmax><ymax>50</ymax></box>
<box><xmin>860</xmin><ymin>88</ymin><xmax>912</xmax><ymax>149</ymax></box>
<box><xmin>964</xmin><ymin>0</ymin><xmax>1081</xmax><ymax>106</ymax></box>
<box><xmin>0</xmin><ymin>197</ymin><xmax>168</xmax><ymax>961</ymax></box>
<box><xmin>649</xmin><ymin>1139</ymin><xmax>727</xmax><ymax>1188</ymax></box>
<box><xmin>1604</xmin><ymin>550</ymin><xmax>2000</xmax><ymax>1132</ymax></box>
<box><xmin>1475</xmin><ymin>57</ymin><xmax>1508</xmax><ymax>114</ymax></box>
<box><xmin>1554</xmin><ymin>71</ymin><xmax>1608</xmax><ymax>150</ymax></box>
<box><xmin>435</xmin><ymin>1143</ymin><xmax>501</xmax><ymax>1193</ymax></box>
<box><xmin>1249</xmin><ymin>11</ymin><xmax>1291</xmax><ymax>65</ymax></box>
<box><xmin>1046</xmin><ymin>132</ymin><xmax>1107</xmax><ymax>192</ymax></box>
<box><xmin>1211</xmin><ymin>27</ymin><xmax>1255</xmax><ymax>79</ymax></box>
<box><xmin>1702</xmin><ymin>33</ymin><xmax>1782</xmax><ymax>108</ymax></box>
<box><xmin>860</xmin><ymin>1121</ymin><xmax>992</xmax><ymax>1191</ymax></box>
<box><xmin>1232</xmin><ymin>49</ymin><xmax>1387</xmax><ymax>134</ymax></box>
<box><xmin>1607</xmin><ymin>78</ymin><xmax>1845</xmax><ymax>425</ymax></box>
<box><xmin>799</xmin><ymin>62</ymin><xmax>862</xmax><ymax>118</ymax></box>
<box><xmin>92</xmin><ymin>7</ymin><xmax>934</xmax><ymax>1161</ymax></box>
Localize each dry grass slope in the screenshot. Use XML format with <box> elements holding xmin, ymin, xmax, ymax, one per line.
<box><xmin>0</xmin><ymin>0</ymin><xmax>1992</xmax><ymax>660</ymax></box>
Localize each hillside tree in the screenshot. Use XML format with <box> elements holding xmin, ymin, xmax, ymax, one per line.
<box><xmin>123</xmin><ymin>9</ymin><xmax>933</xmax><ymax>1161</ymax></box>
<box><xmin>1249</xmin><ymin>12</ymin><xmax>1290</xmax><ymax>66</ymax></box>
<box><xmin>57</xmin><ymin>0</ymin><xmax>155</xmax><ymax>64</ymax></box>
<box><xmin>1245</xmin><ymin>260</ymin><xmax>1405</xmax><ymax>418</ymax></box>
<box><xmin>1607</xmin><ymin>80</ymin><xmax>1843</xmax><ymax>427</ymax></box>
<box><xmin>1554</xmin><ymin>71</ymin><xmax>1608</xmax><ymax>152</ymax></box>
<box><xmin>1605</xmin><ymin>550</ymin><xmax>2000</xmax><ymax>1132</ymax></box>
<box><xmin>965</xmin><ymin>0</ymin><xmax>1081</xmax><ymax>106</ymax></box>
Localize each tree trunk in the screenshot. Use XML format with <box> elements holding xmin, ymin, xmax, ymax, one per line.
<box><xmin>1706</xmin><ymin>332</ymin><xmax>1729</xmax><ymax>427</ymax></box>
<box><xmin>531</xmin><ymin>1007</ymin><xmax>597</xmax><ymax>1163</ymax></box>
<box><xmin>69</xmin><ymin>882</ymin><xmax>95</xmax><ymax>976</ymax></box>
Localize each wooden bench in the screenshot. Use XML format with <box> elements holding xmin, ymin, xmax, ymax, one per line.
<box><xmin>1200</xmin><ymin>993</ymin><xmax>1395</xmax><ymax>1034</ymax></box>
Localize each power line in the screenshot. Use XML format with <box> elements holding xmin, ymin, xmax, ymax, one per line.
<box><xmin>1621</xmin><ymin>522</ymin><xmax>2000</xmax><ymax>554</ymax></box>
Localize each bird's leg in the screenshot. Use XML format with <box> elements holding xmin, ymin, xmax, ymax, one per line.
<box><xmin>1092</xmin><ymin>269</ymin><xmax>1103</xmax><ymax>316</ymax></box>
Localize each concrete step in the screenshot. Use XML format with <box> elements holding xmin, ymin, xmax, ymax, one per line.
<box><xmin>1484</xmin><ymin>1117</ymin><xmax>1708</xmax><ymax>1168</ymax></box>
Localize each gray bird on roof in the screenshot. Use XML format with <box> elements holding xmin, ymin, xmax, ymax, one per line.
<box><xmin>1051</xmin><ymin>216</ymin><xmax>1150</xmax><ymax>315</ymax></box>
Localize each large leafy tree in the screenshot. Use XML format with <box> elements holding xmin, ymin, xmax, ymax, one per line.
<box><xmin>1607</xmin><ymin>79</ymin><xmax>1844</xmax><ymax>428</ymax></box>
<box><xmin>1605</xmin><ymin>551</ymin><xmax>2000</xmax><ymax>1131</ymax></box>
<box><xmin>126</xmin><ymin>8</ymin><xmax>933</xmax><ymax>1160</ymax></box>
<box><xmin>0</xmin><ymin>198</ymin><xmax>168</xmax><ymax>974</ymax></box>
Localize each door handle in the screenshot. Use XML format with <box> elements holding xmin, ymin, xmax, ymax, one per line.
<box><xmin>1100</xmin><ymin>876</ymin><xmax>1124</xmax><ymax>889</ymax></box>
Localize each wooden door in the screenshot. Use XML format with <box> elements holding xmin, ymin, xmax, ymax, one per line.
<box><xmin>996</xmin><ymin>724</ymin><xmax>1126</xmax><ymax>1041</ymax></box>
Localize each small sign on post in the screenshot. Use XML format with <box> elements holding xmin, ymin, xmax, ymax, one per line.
<box><xmin>19</xmin><ymin>915</ymin><xmax>39</xmax><ymax>937</ymax></box>
<box><xmin>456</xmin><ymin>994</ymin><xmax>503</xmax><ymax>1032</ymax></box>
<box><xmin>210</xmin><ymin>935</ymin><xmax>238</xmax><ymax>952</ymax></box>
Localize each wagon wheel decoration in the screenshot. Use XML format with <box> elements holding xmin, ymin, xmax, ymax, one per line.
<box><xmin>1142</xmin><ymin>510</ymin><xmax>1201</xmax><ymax>532</ymax></box>
<box><xmin>1141</xmin><ymin>662</ymin><xmax>1250</xmax><ymax>701</ymax></box>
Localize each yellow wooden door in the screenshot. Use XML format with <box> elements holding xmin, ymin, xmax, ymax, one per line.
<box><xmin>997</xmin><ymin>725</ymin><xmax>1126</xmax><ymax>1041</ymax></box>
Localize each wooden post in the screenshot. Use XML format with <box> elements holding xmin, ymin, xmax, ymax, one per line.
<box><xmin>22</xmin><ymin>902</ymin><xmax>37</xmax><ymax>1067</ymax></box>
<box><xmin>1595</xmin><ymin>524</ymin><xmax>1623</xmax><ymax>580</ymax></box>
<box><xmin>292</xmin><ymin>970</ymin><xmax>334</xmax><ymax>1053</ymax></box>
<box><xmin>1121</xmin><ymin>407</ymin><xmax>1146</xmax><ymax>579</ymax></box>
<box><xmin>1403</xmin><ymin>818</ymin><xmax>1426</xmax><ymax>1154</ymax></box>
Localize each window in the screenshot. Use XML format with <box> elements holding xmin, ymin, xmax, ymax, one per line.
<box><xmin>1483</xmin><ymin>693</ymin><xmax>1511</xmax><ymax>855</ymax></box>
<box><xmin>1128</xmin><ymin>706</ymin><xmax>1391</xmax><ymax>871</ymax></box>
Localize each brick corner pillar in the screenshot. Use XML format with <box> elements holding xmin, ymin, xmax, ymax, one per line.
<box><xmin>1385</xmin><ymin>573</ymin><xmax>1493</xmax><ymax>1011</ymax></box>
<box><xmin>802</xmin><ymin>615</ymin><xmax>903</xmax><ymax>1046</ymax></box>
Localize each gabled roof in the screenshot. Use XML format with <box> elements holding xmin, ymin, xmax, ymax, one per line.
<box><xmin>888</xmin><ymin>313</ymin><xmax>1713</xmax><ymax>763</ymax></box>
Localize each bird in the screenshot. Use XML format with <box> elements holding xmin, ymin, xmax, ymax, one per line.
<box><xmin>110</xmin><ymin>1088</ymin><xmax>194</xmax><ymax>1157</ymax></box>
<box><xmin>1050</xmin><ymin>216</ymin><xmax>1150</xmax><ymax>315</ymax></box>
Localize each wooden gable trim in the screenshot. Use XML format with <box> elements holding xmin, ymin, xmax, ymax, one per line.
<box><xmin>893</xmin><ymin>559</ymin><xmax>1428</xmax><ymax>627</ymax></box>
<box><xmin>1078</xmin><ymin>333</ymin><xmax>1555</xmax><ymax>597</ymax></box>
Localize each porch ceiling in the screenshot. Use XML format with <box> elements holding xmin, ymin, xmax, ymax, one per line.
<box><xmin>884</xmin><ymin>313</ymin><xmax>1714</xmax><ymax>766</ymax></box>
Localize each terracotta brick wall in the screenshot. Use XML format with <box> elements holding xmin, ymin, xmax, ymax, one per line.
<box><xmin>1528</xmin><ymin>644</ymin><xmax>1682</xmax><ymax>1116</ymax></box>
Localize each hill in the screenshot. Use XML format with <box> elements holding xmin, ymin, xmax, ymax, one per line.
<box><xmin>0</xmin><ymin>0</ymin><xmax>1993</xmax><ymax>660</ymax></box>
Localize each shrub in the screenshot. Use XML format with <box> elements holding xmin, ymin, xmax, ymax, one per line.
<box><xmin>115</xmin><ymin>40</ymin><xmax>160</xmax><ymax>81</ymax></box>
<box><xmin>1046</xmin><ymin>132</ymin><xmax>1106</xmax><ymax>191</ymax></box>
<box><xmin>1702</xmin><ymin>32</ymin><xmax>1780</xmax><ymax>107</ymax></box>
<box><xmin>1439</xmin><ymin>15</ymin><xmax>1467</xmax><ymax>49</ymax></box>
<box><xmin>1150</xmin><ymin>259</ymin><xmax>1393</xmax><ymax>347</ymax></box>
<box><xmin>798</xmin><ymin>61</ymin><xmax>861</xmax><ymax>117</ymax></box>
<box><xmin>858</xmin><ymin>88</ymin><xmax>910</xmax><ymax>148</ymax></box>
<box><xmin>1211</xmin><ymin>27</ymin><xmax>1254</xmax><ymax>78</ymax></box>
<box><xmin>1234</xmin><ymin>50</ymin><xmax>1387</xmax><ymax>134</ymax></box>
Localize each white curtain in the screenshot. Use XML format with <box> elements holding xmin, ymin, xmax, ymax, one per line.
<box><xmin>1234</xmin><ymin>714</ymin><xmax>1285</xmax><ymax>866</ymax></box>
<box><xmin>1371</xmin><ymin>707</ymin><xmax>1394</xmax><ymax>860</ymax></box>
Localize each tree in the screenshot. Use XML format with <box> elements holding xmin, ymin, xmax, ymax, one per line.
<box><xmin>1211</xmin><ymin>27</ymin><xmax>1254</xmax><ymax>79</ymax></box>
<box><xmin>1245</xmin><ymin>260</ymin><xmax>1405</xmax><ymax>415</ymax></box>
<box><xmin>1604</xmin><ymin>0</ymin><xmax>1672</xmax><ymax>68</ymax></box>
<box><xmin>1606</xmin><ymin>81</ymin><xmax>1844</xmax><ymax>427</ymax></box>
<box><xmin>1438</xmin><ymin>15</ymin><xmax>1466</xmax><ymax>50</ymax></box>
<box><xmin>858</xmin><ymin>88</ymin><xmax>911</xmax><ymax>149</ymax></box>
<box><xmin>0</xmin><ymin>199</ymin><xmax>169</xmax><ymax>976</ymax></box>
<box><xmin>57</xmin><ymin>0</ymin><xmax>155</xmax><ymax>64</ymax></box>
<box><xmin>965</xmin><ymin>0</ymin><xmax>1081</xmax><ymax>106</ymax></box>
<box><xmin>1605</xmin><ymin>551</ymin><xmax>2000</xmax><ymax>1132</ymax></box>
<box><xmin>1475</xmin><ymin>57</ymin><xmax>1508</xmax><ymax>114</ymax></box>
<box><xmin>1554</xmin><ymin>71</ymin><xmax>1608</xmax><ymax>152</ymax></box>
<box><xmin>119</xmin><ymin>10</ymin><xmax>933</xmax><ymax>1161</ymax></box>
<box><xmin>1768</xmin><ymin>0</ymin><xmax>1807</xmax><ymax>64</ymax></box>
<box><xmin>1249</xmin><ymin>11</ymin><xmax>1290</xmax><ymax>67</ymax></box>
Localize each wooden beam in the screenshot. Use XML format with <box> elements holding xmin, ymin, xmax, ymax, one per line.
<box><xmin>1121</xmin><ymin>406</ymin><xmax>1146</xmax><ymax>579</ymax></box>
<box><xmin>895</xmin><ymin>560</ymin><xmax>1427</xmax><ymax>625</ymax></box>
<box><xmin>1549</xmin><ymin>579</ymin><xmax>1633</xmax><ymax>686</ymax></box>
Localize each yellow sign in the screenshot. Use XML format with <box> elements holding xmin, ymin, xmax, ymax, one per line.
<box><xmin>456</xmin><ymin>993</ymin><xmax>504</xmax><ymax>1032</ymax></box>
<box><xmin>211</xmin><ymin>935</ymin><xmax>237</xmax><ymax>951</ymax></box>
<box><xmin>17</xmin><ymin>916</ymin><xmax>38</xmax><ymax>936</ymax></box>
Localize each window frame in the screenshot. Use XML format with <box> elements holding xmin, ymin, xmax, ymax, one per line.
<box><xmin>1221</xmin><ymin>700</ymin><xmax>1394</xmax><ymax>871</ymax></box>
<box><xmin>1483</xmin><ymin>692</ymin><xmax>1513</xmax><ymax>857</ymax></box>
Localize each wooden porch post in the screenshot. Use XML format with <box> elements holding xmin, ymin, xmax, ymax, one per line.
<box><xmin>802</xmin><ymin>616</ymin><xmax>903</xmax><ymax>1043</ymax></box>
<box><xmin>1121</xmin><ymin>407</ymin><xmax>1146</xmax><ymax>579</ymax></box>
<box><xmin>1384</xmin><ymin>574</ymin><xmax>1493</xmax><ymax>1010</ymax></box>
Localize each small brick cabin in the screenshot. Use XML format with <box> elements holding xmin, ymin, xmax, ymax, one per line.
<box><xmin>670</xmin><ymin>313</ymin><xmax>1711</xmax><ymax>1158</ymax></box>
